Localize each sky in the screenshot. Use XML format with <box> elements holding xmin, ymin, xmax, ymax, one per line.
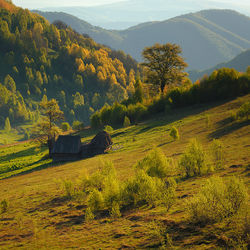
<box><xmin>12</xmin><ymin>0</ymin><xmax>126</xmax><ymax>9</ymax></box>
<box><xmin>12</xmin><ymin>0</ymin><xmax>250</xmax><ymax>10</ymax></box>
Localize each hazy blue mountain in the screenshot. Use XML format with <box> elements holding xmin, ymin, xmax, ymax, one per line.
<box><xmin>189</xmin><ymin>49</ymin><xmax>250</xmax><ymax>82</ymax></box>
<box><xmin>39</xmin><ymin>0</ymin><xmax>250</xmax><ymax>30</ymax></box>
<box><xmin>35</xmin><ymin>9</ymin><xmax>250</xmax><ymax>70</ymax></box>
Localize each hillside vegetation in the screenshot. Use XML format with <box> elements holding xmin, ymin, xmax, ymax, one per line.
<box><xmin>0</xmin><ymin>94</ymin><xmax>249</xmax><ymax>248</ymax></box>
<box><xmin>0</xmin><ymin>1</ymin><xmax>138</xmax><ymax>129</ymax></box>
<box><xmin>0</xmin><ymin>1</ymin><xmax>249</xmax><ymax>249</ymax></box>
<box><xmin>36</xmin><ymin>9</ymin><xmax>250</xmax><ymax>70</ymax></box>
<box><xmin>90</xmin><ymin>67</ymin><xmax>250</xmax><ymax>129</ymax></box>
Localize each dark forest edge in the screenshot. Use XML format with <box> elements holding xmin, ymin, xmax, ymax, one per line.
<box><xmin>91</xmin><ymin>67</ymin><xmax>250</xmax><ymax>129</ymax></box>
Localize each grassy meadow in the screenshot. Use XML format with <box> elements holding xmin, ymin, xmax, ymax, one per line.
<box><xmin>0</xmin><ymin>95</ymin><xmax>249</xmax><ymax>249</ymax></box>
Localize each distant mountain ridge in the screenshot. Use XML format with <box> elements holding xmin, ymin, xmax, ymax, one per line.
<box><xmin>189</xmin><ymin>49</ymin><xmax>250</xmax><ymax>82</ymax></box>
<box><xmin>39</xmin><ymin>0</ymin><xmax>250</xmax><ymax>30</ymax></box>
<box><xmin>35</xmin><ymin>9</ymin><xmax>250</xmax><ymax>70</ymax></box>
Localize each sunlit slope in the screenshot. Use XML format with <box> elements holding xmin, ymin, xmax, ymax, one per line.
<box><xmin>0</xmin><ymin>95</ymin><xmax>249</xmax><ymax>248</ymax></box>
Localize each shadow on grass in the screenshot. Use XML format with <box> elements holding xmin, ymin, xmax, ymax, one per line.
<box><xmin>134</xmin><ymin>101</ymin><xmax>227</xmax><ymax>136</ymax></box>
<box><xmin>55</xmin><ymin>214</ymin><xmax>86</xmax><ymax>228</ymax></box>
<box><xmin>209</xmin><ymin>120</ymin><xmax>249</xmax><ymax>139</ymax></box>
<box><xmin>28</xmin><ymin>196</ymin><xmax>73</xmax><ymax>214</ymax></box>
<box><xmin>111</xmin><ymin>131</ymin><xmax>126</xmax><ymax>138</ymax></box>
<box><xmin>0</xmin><ymin>145</ymin><xmax>47</xmax><ymax>163</ymax></box>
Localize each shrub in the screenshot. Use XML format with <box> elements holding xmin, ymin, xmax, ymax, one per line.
<box><xmin>236</xmin><ymin>101</ymin><xmax>250</xmax><ymax>120</ymax></box>
<box><xmin>134</xmin><ymin>147</ymin><xmax>172</xmax><ymax>178</ymax></box>
<box><xmin>127</xmin><ymin>103</ymin><xmax>147</xmax><ymax>123</ymax></box>
<box><xmin>0</xmin><ymin>199</ymin><xmax>8</xmax><ymax>214</ymax></box>
<box><xmin>110</xmin><ymin>202</ymin><xmax>121</xmax><ymax>218</ymax></box>
<box><xmin>77</xmin><ymin>158</ymin><xmax>176</xmax><ymax>219</ymax></box>
<box><xmin>61</xmin><ymin>122</ymin><xmax>71</xmax><ymax>132</ymax></box>
<box><xmin>188</xmin><ymin>176</ymin><xmax>248</xmax><ymax>224</ymax></box>
<box><xmin>72</xmin><ymin>120</ymin><xmax>84</xmax><ymax>131</ymax></box>
<box><xmin>104</xmin><ymin>125</ymin><xmax>113</xmax><ymax>133</ymax></box>
<box><xmin>210</xmin><ymin>139</ymin><xmax>225</xmax><ymax>170</ymax></box>
<box><xmin>179</xmin><ymin>139</ymin><xmax>209</xmax><ymax>177</ymax></box>
<box><xmin>169</xmin><ymin>126</ymin><xmax>179</xmax><ymax>140</ymax></box>
<box><xmin>85</xmin><ymin>207</ymin><xmax>95</xmax><ymax>221</ymax></box>
<box><xmin>62</xmin><ymin>179</ymin><xmax>75</xmax><ymax>199</ymax></box>
<box><xmin>103</xmin><ymin>177</ymin><xmax>121</xmax><ymax>213</ymax></box>
<box><xmin>123</xmin><ymin>116</ymin><xmax>131</xmax><ymax>127</ymax></box>
<box><xmin>121</xmin><ymin>170</ymin><xmax>176</xmax><ymax>209</ymax></box>
<box><xmin>121</xmin><ymin>170</ymin><xmax>160</xmax><ymax>206</ymax></box>
<box><xmin>111</xmin><ymin>103</ymin><xmax>126</xmax><ymax>125</ymax></box>
<box><xmin>148</xmin><ymin>95</ymin><xmax>166</xmax><ymax>114</ymax></box>
<box><xmin>230</xmin><ymin>111</ymin><xmax>237</xmax><ymax>121</ymax></box>
<box><xmin>87</xmin><ymin>189</ymin><xmax>104</xmax><ymax>212</ymax></box>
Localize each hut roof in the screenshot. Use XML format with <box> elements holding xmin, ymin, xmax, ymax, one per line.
<box><xmin>52</xmin><ymin>135</ymin><xmax>81</xmax><ymax>154</ymax></box>
<box><xmin>90</xmin><ymin>131</ymin><xmax>113</xmax><ymax>149</ymax></box>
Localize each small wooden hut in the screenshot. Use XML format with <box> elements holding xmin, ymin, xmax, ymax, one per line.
<box><xmin>81</xmin><ymin>131</ymin><xmax>113</xmax><ymax>157</ymax></box>
<box><xmin>52</xmin><ymin>135</ymin><xmax>81</xmax><ymax>161</ymax></box>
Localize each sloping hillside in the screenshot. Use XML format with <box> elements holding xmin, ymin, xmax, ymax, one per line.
<box><xmin>36</xmin><ymin>9</ymin><xmax>250</xmax><ymax>70</ymax></box>
<box><xmin>189</xmin><ymin>49</ymin><xmax>250</xmax><ymax>81</ymax></box>
<box><xmin>0</xmin><ymin>94</ymin><xmax>249</xmax><ymax>248</ymax></box>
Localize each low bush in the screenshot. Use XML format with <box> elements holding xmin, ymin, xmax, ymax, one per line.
<box><xmin>61</xmin><ymin>179</ymin><xmax>75</xmax><ymax>199</ymax></box>
<box><xmin>85</xmin><ymin>207</ymin><xmax>95</xmax><ymax>221</ymax></box>
<box><xmin>0</xmin><ymin>199</ymin><xmax>8</xmax><ymax>214</ymax></box>
<box><xmin>188</xmin><ymin>176</ymin><xmax>248</xmax><ymax>224</ymax></box>
<box><xmin>121</xmin><ymin>170</ymin><xmax>176</xmax><ymax>209</ymax></box>
<box><xmin>236</xmin><ymin>101</ymin><xmax>250</xmax><ymax>120</ymax></box>
<box><xmin>73</xmin><ymin>155</ymin><xmax>176</xmax><ymax>220</ymax></box>
<box><xmin>210</xmin><ymin>139</ymin><xmax>225</xmax><ymax>170</ymax></box>
<box><xmin>90</xmin><ymin>102</ymin><xmax>148</xmax><ymax>128</ymax></box>
<box><xmin>135</xmin><ymin>147</ymin><xmax>173</xmax><ymax>178</ymax></box>
<box><xmin>126</xmin><ymin>103</ymin><xmax>147</xmax><ymax>123</ymax></box>
<box><xmin>178</xmin><ymin>139</ymin><xmax>210</xmax><ymax>177</ymax></box>
<box><xmin>87</xmin><ymin>189</ymin><xmax>104</xmax><ymax>212</ymax></box>
<box><xmin>169</xmin><ymin>126</ymin><xmax>179</xmax><ymax>140</ymax></box>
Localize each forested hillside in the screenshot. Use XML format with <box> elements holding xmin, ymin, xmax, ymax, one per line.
<box><xmin>0</xmin><ymin>0</ymin><xmax>138</xmax><ymax>127</ymax></box>
<box><xmin>36</xmin><ymin>9</ymin><xmax>250</xmax><ymax>70</ymax></box>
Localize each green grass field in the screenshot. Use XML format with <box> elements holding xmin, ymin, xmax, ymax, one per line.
<box><xmin>0</xmin><ymin>95</ymin><xmax>249</xmax><ymax>249</ymax></box>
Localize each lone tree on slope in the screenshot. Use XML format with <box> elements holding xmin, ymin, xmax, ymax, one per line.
<box><xmin>142</xmin><ymin>43</ymin><xmax>188</xmax><ymax>93</ymax></box>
